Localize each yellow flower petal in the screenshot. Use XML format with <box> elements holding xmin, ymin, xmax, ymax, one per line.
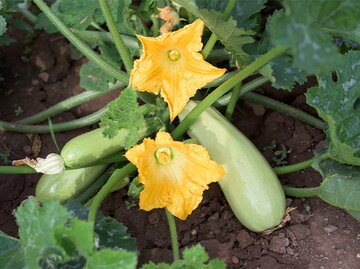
<box><xmin>130</xmin><ymin>19</ymin><xmax>226</xmax><ymax>121</ymax></box>
<box><xmin>125</xmin><ymin>131</ymin><xmax>225</xmax><ymax>220</ymax></box>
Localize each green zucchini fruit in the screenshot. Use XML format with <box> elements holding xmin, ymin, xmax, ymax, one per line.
<box><xmin>35</xmin><ymin>165</ymin><xmax>107</xmax><ymax>203</ymax></box>
<box><xmin>61</xmin><ymin>128</ymin><xmax>128</xmax><ymax>168</ymax></box>
<box><xmin>179</xmin><ymin>101</ymin><xmax>286</xmax><ymax>232</ymax></box>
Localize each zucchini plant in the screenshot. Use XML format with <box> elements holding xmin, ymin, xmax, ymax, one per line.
<box><xmin>0</xmin><ymin>0</ymin><xmax>360</xmax><ymax>268</ymax></box>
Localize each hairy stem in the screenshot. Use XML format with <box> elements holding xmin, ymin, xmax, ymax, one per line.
<box><xmin>225</xmin><ymin>83</ymin><xmax>242</xmax><ymax>120</ymax></box>
<box><xmin>33</xmin><ymin>0</ymin><xmax>129</xmax><ymax>83</ymax></box>
<box><xmin>283</xmin><ymin>186</ymin><xmax>320</xmax><ymax>197</ymax></box>
<box><xmin>88</xmin><ymin>163</ymin><xmax>136</xmax><ymax>223</ymax></box>
<box><xmin>172</xmin><ymin>46</ymin><xmax>288</xmax><ymax>139</ymax></box>
<box><xmin>202</xmin><ymin>0</ymin><xmax>237</xmax><ymax>59</ymax></box>
<box><xmin>0</xmin><ymin>108</ymin><xmax>106</xmax><ymax>133</ymax></box>
<box><xmin>99</xmin><ymin>0</ymin><xmax>133</xmax><ymax>73</ymax></box>
<box><xmin>274</xmin><ymin>158</ymin><xmax>317</xmax><ymax>175</ymax></box>
<box><xmin>0</xmin><ymin>166</ymin><xmax>36</xmax><ymax>174</ymax></box>
<box><xmin>17</xmin><ymin>82</ymin><xmax>124</xmax><ymax>124</ymax></box>
<box><xmin>241</xmin><ymin>92</ymin><xmax>326</xmax><ymax>130</ymax></box>
<box><xmin>165</xmin><ymin>209</ymin><xmax>180</xmax><ymax>261</ymax></box>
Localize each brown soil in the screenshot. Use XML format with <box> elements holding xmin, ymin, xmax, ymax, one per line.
<box><xmin>1</xmin><ymin>29</ymin><xmax>360</xmax><ymax>269</ymax></box>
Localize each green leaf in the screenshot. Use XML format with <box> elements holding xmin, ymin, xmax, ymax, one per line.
<box><xmin>128</xmin><ymin>177</ymin><xmax>144</xmax><ymax>198</ymax></box>
<box><xmin>35</xmin><ymin>13</ymin><xmax>58</xmax><ymax>34</ymax></box>
<box><xmin>0</xmin><ymin>15</ymin><xmax>6</xmax><ymax>36</ymax></box>
<box><xmin>306</xmin><ymin>51</ymin><xmax>360</xmax><ymax>166</ymax></box>
<box><xmin>315</xmin><ymin>160</ymin><xmax>360</xmax><ymax>212</ymax></box>
<box><xmin>86</xmin><ymin>249</ymin><xmax>137</xmax><ymax>269</ymax></box>
<box><xmin>270</xmin><ymin>0</ymin><xmax>360</xmax><ymax>73</ymax></box>
<box><xmin>15</xmin><ymin>198</ymin><xmax>69</xmax><ymax>269</ymax></box>
<box><xmin>100</xmin><ymin>87</ymin><xmax>148</xmax><ymax>149</ymax></box>
<box><xmin>173</xmin><ymin>0</ymin><xmax>254</xmax><ymax>62</ymax></box>
<box><xmin>95</xmin><ymin>217</ymin><xmax>137</xmax><ymax>252</ymax></box>
<box><xmin>0</xmin><ymin>231</ymin><xmax>24</xmax><ymax>269</ymax></box>
<box><xmin>80</xmin><ymin>61</ymin><xmax>115</xmax><ymax>91</ymax></box>
<box><xmin>348</xmin><ymin>210</ymin><xmax>360</xmax><ymax>221</ymax></box>
<box><xmin>140</xmin><ymin>245</ymin><xmax>226</xmax><ymax>269</ymax></box>
<box><xmin>57</xmin><ymin>0</ymin><xmax>98</xmax><ymax>30</ymax></box>
<box><xmin>194</xmin><ymin>0</ymin><xmax>266</xmax><ymax>29</ymax></box>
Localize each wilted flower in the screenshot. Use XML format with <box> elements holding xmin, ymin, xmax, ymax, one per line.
<box><xmin>12</xmin><ymin>153</ymin><xmax>65</xmax><ymax>174</ymax></box>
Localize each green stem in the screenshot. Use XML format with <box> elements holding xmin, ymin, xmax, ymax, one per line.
<box><xmin>202</xmin><ymin>34</ymin><xmax>218</xmax><ymax>59</ymax></box>
<box><xmin>283</xmin><ymin>186</ymin><xmax>320</xmax><ymax>197</ymax></box>
<box><xmin>88</xmin><ymin>163</ymin><xmax>136</xmax><ymax>223</ymax></box>
<box><xmin>201</xmin><ymin>0</ymin><xmax>237</xmax><ymax>59</ymax></box>
<box><xmin>75</xmin><ymin>164</ymin><xmax>119</xmax><ymax>204</ymax></box>
<box><xmin>172</xmin><ymin>46</ymin><xmax>288</xmax><ymax>139</ymax></box>
<box><xmin>165</xmin><ymin>209</ymin><xmax>180</xmax><ymax>261</ymax></box>
<box><xmin>225</xmin><ymin>83</ymin><xmax>242</xmax><ymax>120</ymax></box>
<box><xmin>0</xmin><ymin>166</ymin><xmax>36</xmax><ymax>174</ymax></box>
<box><xmin>215</xmin><ymin>76</ymin><xmax>269</xmax><ymax>105</ymax></box>
<box><xmin>17</xmin><ymin>82</ymin><xmax>124</xmax><ymax>124</ymax></box>
<box><xmin>16</xmin><ymin>7</ymin><xmax>37</xmax><ymax>23</ymax></box>
<box><xmin>33</xmin><ymin>0</ymin><xmax>129</xmax><ymax>84</ymax></box>
<box><xmin>273</xmin><ymin>158</ymin><xmax>316</xmax><ymax>175</ymax></box>
<box><xmin>241</xmin><ymin>92</ymin><xmax>326</xmax><ymax>130</ymax></box>
<box><xmin>99</xmin><ymin>0</ymin><xmax>133</xmax><ymax>73</ymax></box>
<box><xmin>151</xmin><ymin>15</ymin><xmax>159</xmax><ymax>36</ymax></box>
<box><xmin>71</xmin><ymin>29</ymin><xmax>139</xmax><ymax>50</ymax></box>
<box><xmin>0</xmin><ymin>107</ymin><xmax>106</xmax><ymax>133</ymax></box>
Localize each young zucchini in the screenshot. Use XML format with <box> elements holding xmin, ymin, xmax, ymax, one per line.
<box><xmin>35</xmin><ymin>165</ymin><xmax>107</xmax><ymax>203</ymax></box>
<box><xmin>179</xmin><ymin>101</ymin><xmax>286</xmax><ymax>232</ymax></box>
<box><xmin>61</xmin><ymin>128</ymin><xmax>129</xmax><ymax>168</ymax></box>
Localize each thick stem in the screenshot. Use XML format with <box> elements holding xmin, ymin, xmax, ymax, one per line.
<box><xmin>165</xmin><ymin>209</ymin><xmax>180</xmax><ymax>261</ymax></box>
<box><xmin>0</xmin><ymin>166</ymin><xmax>36</xmax><ymax>174</ymax></box>
<box><xmin>17</xmin><ymin>82</ymin><xmax>124</xmax><ymax>124</ymax></box>
<box><xmin>99</xmin><ymin>0</ymin><xmax>133</xmax><ymax>73</ymax></box>
<box><xmin>33</xmin><ymin>0</ymin><xmax>129</xmax><ymax>84</ymax></box>
<box><xmin>225</xmin><ymin>83</ymin><xmax>242</xmax><ymax>120</ymax></box>
<box><xmin>88</xmin><ymin>163</ymin><xmax>136</xmax><ymax>223</ymax></box>
<box><xmin>273</xmin><ymin>158</ymin><xmax>316</xmax><ymax>175</ymax></box>
<box><xmin>172</xmin><ymin>46</ymin><xmax>288</xmax><ymax>139</ymax></box>
<box><xmin>0</xmin><ymin>107</ymin><xmax>106</xmax><ymax>133</ymax></box>
<box><xmin>201</xmin><ymin>0</ymin><xmax>237</xmax><ymax>59</ymax></box>
<box><xmin>241</xmin><ymin>92</ymin><xmax>326</xmax><ymax>130</ymax></box>
<box><xmin>283</xmin><ymin>186</ymin><xmax>320</xmax><ymax>197</ymax></box>
<box><xmin>215</xmin><ymin>76</ymin><xmax>269</xmax><ymax>105</ymax></box>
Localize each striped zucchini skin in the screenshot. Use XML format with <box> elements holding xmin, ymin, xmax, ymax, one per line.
<box><xmin>61</xmin><ymin>128</ymin><xmax>128</xmax><ymax>168</ymax></box>
<box><xmin>179</xmin><ymin>101</ymin><xmax>286</xmax><ymax>232</ymax></box>
<box><xmin>35</xmin><ymin>165</ymin><xmax>107</xmax><ymax>203</ymax></box>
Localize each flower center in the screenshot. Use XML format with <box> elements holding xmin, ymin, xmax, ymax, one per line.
<box><xmin>155</xmin><ymin>147</ymin><xmax>172</xmax><ymax>164</ymax></box>
<box><xmin>167</xmin><ymin>49</ymin><xmax>181</xmax><ymax>62</ymax></box>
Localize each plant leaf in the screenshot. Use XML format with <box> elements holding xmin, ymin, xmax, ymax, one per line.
<box><xmin>173</xmin><ymin>0</ymin><xmax>254</xmax><ymax>62</ymax></box>
<box><xmin>100</xmin><ymin>87</ymin><xmax>148</xmax><ymax>149</ymax></box>
<box><xmin>86</xmin><ymin>249</ymin><xmax>137</xmax><ymax>269</ymax></box>
<box><xmin>306</xmin><ymin>51</ymin><xmax>360</xmax><ymax>166</ymax></box>
<box><xmin>0</xmin><ymin>231</ymin><xmax>24</xmax><ymax>269</ymax></box>
<box><xmin>315</xmin><ymin>160</ymin><xmax>360</xmax><ymax>212</ymax></box>
<box><xmin>0</xmin><ymin>15</ymin><xmax>6</xmax><ymax>36</ymax></box>
<box><xmin>270</xmin><ymin>0</ymin><xmax>360</xmax><ymax>73</ymax></box>
<box><xmin>80</xmin><ymin>61</ymin><xmax>115</xmax><ymax>91</ymax></box>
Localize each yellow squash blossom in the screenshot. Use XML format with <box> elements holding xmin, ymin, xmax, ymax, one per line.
<box><xmin>125</xmin><ymin>131</ymin><xmax>225</xmax><ymax>220</ymax></box>
<box><xmin>130</xmin><ymin>19</ymin><xmax>226</xmax><ymax>121</ymax></box>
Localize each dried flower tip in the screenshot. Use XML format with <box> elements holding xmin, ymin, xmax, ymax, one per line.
<box><xmin>12</xmin><ymin>153</ymin><xmax>65</xmax><ymax>174</ymax></box>
<box><xmin>157</xmin><ymin>6</ymin><xmax>180</xmax><ymax>33</ymax></box>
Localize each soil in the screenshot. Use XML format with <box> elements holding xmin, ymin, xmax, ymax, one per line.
<box><xmin>1</xmin><ymin>29</ymin><xmax>360</xmax><ymax>269</ymax></box>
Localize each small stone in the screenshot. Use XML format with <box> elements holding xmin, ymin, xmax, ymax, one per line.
<box><xmin>191</xmin><ymin>229</ymin><xmax>197</xmax><ymax>236</ymax></box>
<box><xmin>286</xmin><ymin>247</ymin><xmax>295</xmax><ymax>255</ymax></box>
<box><xmin>324</xmin><ymin>224</ymin><xmax>338</xmax><ymax>234</ymax></box>
<box><xmin>289</xmin><ymin>224</ymin><xmax>311</xmax><ymax>240</ymax></box>
<box><xmin>236</xmin><ymin>230</ymin><xmax>255</xmax><ymax>249</ymax></box>
<box><xmin>320</xmin><ymin>266</ymin><xmax>325</xmax><ymax>269</ymax></box>
<box><xmin>38</xmin><ymin>72</ymin><xmax>49</xmax><ymax>82</ymax></box>
<box><xmin>208</xmin><ymin>212</ymin><xmax>219</xmax><ymax>221</ymax></box>
<box><xmin>269</xmin><ymin>236</ymin><xmax>290</xmax><ymax>254</ymax></box>
<box><xmin>338</xmin><ymin>261</ymin><xmax>343</xmax><ymax>265</ymax></box>
<box><xmin>23</xmin><ymin>145</ymin><xmax>32</xmax><ymax>154</ymax></box>
<box><xmin>32</xmin><ymin>80</ymin><xmax>40</xmax><ymax>85</ymax></box>
<box><xmin>357</xmin><ymin>253</ymin><xmax>360</xmax><ymax>258</ymax></box>
<box><xmin>148</xmin><ymin>212</ymin><xmax>160</xmax><ymax>225</ymax></box>
<box><xmin>231</xmin><ymin>256</ymin><xmax>239</xmax><ymax>264</ymax></box>
<box><xmin>343</xmin><ymin>229</ymin><xmax>351</xmax><ymax>235</ymax></box>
